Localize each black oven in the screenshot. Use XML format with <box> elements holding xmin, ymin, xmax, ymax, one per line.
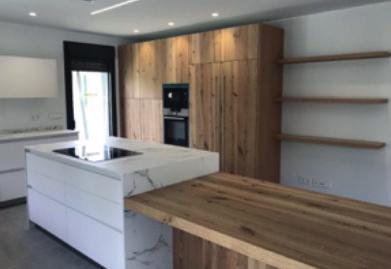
<box><xmin>163</xmin><ymin>83</ymin><xmax>189</xmax><ymax>147</ymax></box>
<box><xmin>164</xmin><ymin>115</ymin><xmax>189</xmax><ymax>147</ymax></box>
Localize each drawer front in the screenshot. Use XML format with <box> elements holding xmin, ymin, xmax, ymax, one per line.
<box><xmin>0</xmin><ymin>142</ymin><xmax>25</xmax><ymax>171</ymax></box>
<box><xmin>65</xmin><ymin>185</ymin><xmax>123</xmax><ymax>231</ymax></box>
<box><xmin>0</xmin><ymin>135</ymin><xmax>77</xmax><ymax>172</ymax></box>
<box><xmin>67</xmin><ymin>208</ymin><xmax>125</xmax><ymax>269</ymax></box>
<box><xmin>27</xmin><ymin>154</ymin><xmax>122</xmax><ymax>203</ymax></box>
<box><xmin>27</xmin><ymin>170</ymin><xmax>65</xmax><ymax>204</ymax></box>
<box><xmin>28</xmin><ymin>189</ymin><xmax>67</xmax><ymax>241</ymax></box>
<box><xmin>0</xmin><ymin>169</ymin><xmax>26</xmax><ymax>201</ymax></box>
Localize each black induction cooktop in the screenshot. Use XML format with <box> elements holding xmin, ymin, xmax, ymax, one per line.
<box><xmin>53</xmin><ymin>145</ymin><xmax>142</xmax><ymax>162</ymax></box>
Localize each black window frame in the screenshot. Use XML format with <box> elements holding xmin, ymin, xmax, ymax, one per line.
<box><xmin>63</xmin><ymin>41</ymin><xmax>117</xmax><ymax>137</ymax></box>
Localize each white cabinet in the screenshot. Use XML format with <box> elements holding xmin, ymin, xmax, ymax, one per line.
<box><xmin>0</xmin><ymin>132</ymin><xmax>78</xmax><ymax>203</ymax></box>
<box><xmin>67</xmin><ymin>209</ymin><xmax>125</xmax><ymax>269</ymax></box>
<box><xmin>27</xmin><ymin>153</ymin><xmax>125</xmax><ymax>269</ymax></box>
<box><xmin>28</xmin><ymin>189</ymin><xmax>67</xmax><ymax>241</ymax></box>
<box><xmin>0</xmin><ymin>56</ymin><xmax>58</xmax><ymax>98</ymax></box>
<box><xmin>0</xmin><ymin>170</ymin><xmax>26</xmax><ymax>202</ymax></box>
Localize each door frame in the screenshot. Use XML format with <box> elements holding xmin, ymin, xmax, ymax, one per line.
<box><xmin>63</xmin><ymin>41</ymin><xmax>118</xmax><ymax>136</ymax></box>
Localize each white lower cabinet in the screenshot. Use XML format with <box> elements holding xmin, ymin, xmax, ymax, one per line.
<box><xmin>67</xmin><ymin>208</ymin><xmax>125</xmax><ymax>269</ymax></box>
<box><xmin>28</xmin><ymin>189</ymin><xmax>67</xmax><ymax>241</ymax></box>
<box><xmin>27</xmin><ymin>154</ymin><xmax>125</xmax><ymax>269</ymax></box>
<box><xmin>0</xmin><ymin>170</ymin><xmax>26</xmax><ymax>202</ymax></box>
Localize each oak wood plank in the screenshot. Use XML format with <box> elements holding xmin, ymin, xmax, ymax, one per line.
<box><xmin>278</xmin><ymin>133</ymin><xmax>386</xmax><ymax>149</ymax></box>
<box><xmin>125</xmin><ymin>173</ymin><xmax>391</xmax><ymax>269</ymax></box>
<box><xmin>279</xmin><ymin>51</ymin><xmax>391</xmax><ymax>64</ymax></box>
<box><xmin>276</xmin><ymin>97</ymin><xmax>389</xmax><ymax>104</ymax></box>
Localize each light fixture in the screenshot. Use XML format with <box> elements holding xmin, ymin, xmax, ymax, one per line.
<box><xmin>29</xmin><ymin>12</ymin><xmax>37</xmax><ymax>17</ymax></box>
<box><xmin>212</xmin><ymin>12</ymin><xmax>219</xmax><ymax>17</ymax></box>
<box><xmin>91</xmin><ymin>0</ymin><xmax>140</xmax><ymax>15</ymax></box>
<box><xmin>133</xmin><ymin>29</ymin><xmax>140</xmax><ymax>33</ymax></box>
<box><xmin>168</xmin><ymin>22</ymin><xmax>175</xmax><ymax>27</ymax></box>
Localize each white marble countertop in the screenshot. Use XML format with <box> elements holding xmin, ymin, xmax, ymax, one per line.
<box><xmin>0</xmin><ymin>129</ymin><xmax>78</xmax><ymax>143</ymax></box>
<box><xmin>26</xmin><ymin>136</ymin><xmax>219</xmax><ymax>180</ymax></box>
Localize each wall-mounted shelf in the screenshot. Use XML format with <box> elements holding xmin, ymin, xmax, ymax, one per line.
<box><xmin>276</xmin><ymin>97</ymin><xmax>388</xmax><ymax>104</ymax></box>
<box><xmin>278</xmin><ymin>51</ymin><xmax>391</xmax><ymax>65</ymax></box>
<box><xmin>277</xmin><ymin>133</ymin><xmax>386</xmax><ymax>149</ymax></box>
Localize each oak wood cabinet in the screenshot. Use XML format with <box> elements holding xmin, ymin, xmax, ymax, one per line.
<box><xmin>119</xmin><ymin>23</ymin><xmax>283</xmax><ymax>181</ymax></box>
<box><xmin>190</xmin><ymin>30</ymin><xmax>222</xmax><ymax>64</ymax></box>
<box><xmin>221</xmin><ymin>24</ymin><xmax>260</xmax><ymax>61</ymax></box>
<box><xmin>189</xmin><ymin>63</ymin><xmax>221</xmax><ymax>152</ymax></box>
<box><xmin>189</xmin><ymin>24</ymin><xmax>283</xmax><ymax>182</ymax></box>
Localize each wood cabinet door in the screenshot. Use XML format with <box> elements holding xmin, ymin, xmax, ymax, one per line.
<box><xmin>189</xmin><ymin>63</ymin><xmax>221</xmax><ymax>152</ymax></box>
<box><xmin>190</xmin><ymin>30</ymin><xmax>222</xmax><ymax>64</ymax></box>
<box><xmin>140</xmin><ymin>99</ymin><xmax>163</xmax><ymax>143</ymax></box>
<box><xmin>137</xmin><ymin>40</ymin><xmax>165</xmax><ymax>99</ymax></box>
<box><xmin>163</xmin><ymin>35</ymin><xmax>190</xmax><ymax>83</ymax></box>
<box><xmin>118</xmin><ymin>45</ymin><xmax>140</xmax><ymax>98</ymax></box>
<box><xmin>122</xmin><ymin>98</ymin><xmax>142</xmax><ymax>140</ymax></box>
<box><xmin>221</xmin><ymin>60</ymin><xmax>259</xmax><ymax>177</ymax></box>
<box><xmin>221</xmin><ymin>24</ymin><xmax>260</xmax><ymax>62</ymax></box>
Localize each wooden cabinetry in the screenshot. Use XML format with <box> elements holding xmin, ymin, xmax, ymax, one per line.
<box><xmin>189</xmin><ymin>24</ymin><xmax>283</xmax><ymax>182</ymax></box>
<box><xmin>119</xmin><ymin>36</ymin><xmax>190</xmax><ymax>142</ymax></box>
<box><xmin>190</xmin><ymin>30</ymin><xmax>222</xmax><ymax>64</ymax></box>
<box><xmin>221</xmin><ymin>24</ymin><xmax>260</xmax><ymax>61</ymax></box>
<box><xmin>221</xmin><ymin>60</ymin><xmax>259</xmax><ymax>178</ymax></box>
<box><xmin>120</xmin><ymin>23</ymin><xmax>283</xmax><ymax>181</ymax></box>
<box><xmin>189</xmin><ymin>63</ymin><xmax>221</xmax><ymax>152</ymax></box>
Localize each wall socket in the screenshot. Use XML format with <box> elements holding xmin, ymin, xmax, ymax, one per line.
<box><xmin>31</xmin><ymin>114</ymin><xmax>40</xmax><ymax>121</ymax></box>
<box><xmin>297</xmin><ymin>175</ymin><xmax>332</xmax><ymax>190</ymax></box>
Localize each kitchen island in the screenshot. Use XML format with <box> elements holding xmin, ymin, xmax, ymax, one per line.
<box><xmin>25</xmin><ymin>137</ymin><xmax>219</xmax><ymax>269</ymax></box>
<box><xmin>125</xmin><ymin>173</ymin><xmax>391</xmax><ymax>269</ymax></box>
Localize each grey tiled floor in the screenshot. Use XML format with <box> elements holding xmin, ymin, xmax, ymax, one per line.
<box><xmin>0</xmin><ymin>205</ymin><xmax>102</xmax><ymax>269</ymax></box>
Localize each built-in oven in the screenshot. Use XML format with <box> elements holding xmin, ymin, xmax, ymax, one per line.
<box><xmin>164</xmin><ymin>115</ymin><xmax>189</xmax><ymax>147</ymax></box>
<box><xmin>163</xmin><ymin>83</ymin><xmax>189</xmax><ymax>147</ymax></box>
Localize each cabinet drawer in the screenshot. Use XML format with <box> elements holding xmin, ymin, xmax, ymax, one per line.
<box><xmin>0</xmin><ymin>142</ymin><xmax>25</xmax><ymax>171</ymax></box>
<box><xmin>0</xmin><ymin>169</ymin><xmax>26</xmax><ymax>201</ymax></box>
<box><xmin>67</xmin><ymin>208</ymin><xmax>125</xmax><ymax>269</ymax></box>
<box><xmin>28</xmin><ymin>189</ymin><xmax>67</xmax><ymax>241</ymax></box>
<box><xmin>65</xmin><ymin>185</ymin><xmax>123</xmax><ymax>231</ymax></box>
<box><xmin>27</xmin><ymin>170</ymin><xmax>65</xmax><ymax>204</ymax></box>
<box><xmin>27</xmin><ymin>154</ymin><xmax>122</xmax><ymax>203</ymax></box>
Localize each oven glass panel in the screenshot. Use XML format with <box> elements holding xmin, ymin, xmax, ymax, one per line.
<box><xmin>164</xmin><ymin>118</ymin><xmax>189</xmax><ymax>147</ymax></box>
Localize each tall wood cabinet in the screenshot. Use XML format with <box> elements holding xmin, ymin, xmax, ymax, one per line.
<box><xmin>118</xmin><ymin>36</ymin><xmax>190</xmax><ymax>143</ymax></box>
<box><xmin>119</xmin><ymin>23</ymin><xmax>283</xmax><ymax>182</ymax></box>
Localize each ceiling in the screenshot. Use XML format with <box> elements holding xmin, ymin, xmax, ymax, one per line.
<box><xmin>0</xmin><ymin>0</ymin><xmax>387</xmax><ymax>38</ymax></box>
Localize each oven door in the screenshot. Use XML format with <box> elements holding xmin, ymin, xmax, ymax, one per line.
<box><xmin>164</xmin><ymin>116</ymin><xmax>189</xmax><ymax>147</ymax></box>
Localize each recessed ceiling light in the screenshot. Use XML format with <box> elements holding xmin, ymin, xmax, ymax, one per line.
<box><xmin>29</xmin><ymin>12</ymin><xmax>37</xmax><ymax>17</ymax></box>
<box><xmin>168</xmin><ymin>22</ymin><xmax>175</xmax><ymax>27</ymax></box>
<box><xmin>134</xmin><ymin>29</ymin><xmax>140</xmax><ymax>33</ymax></box>
<box><xmin>212</xmin><ymin>12</ymin><xmax>219</xmax><ymax>17</ymax></box>
<box><xmin>91</xmin><ymin>0</ymin><xmax>140</xmax><ymax>15</ymax></box>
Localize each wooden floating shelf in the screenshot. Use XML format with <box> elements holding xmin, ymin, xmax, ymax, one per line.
<box><xmin>279</xmin><ymin>51</ymin><xmax>391</xmax><ymax>65</ymax></box>
<box><xmin>277</xmin><ymin>134</ymin><xmax>386</xmax><ymax>149</ymax></box>
<box><xmin>276</xmin><ymin>97</ymin><xmax>389</xmax><ymax>104</ymax></box>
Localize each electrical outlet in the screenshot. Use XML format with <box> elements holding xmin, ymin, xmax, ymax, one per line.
<box><xmin>31</xmin><ymin>114</ymin><xmax>40</xmax><ymax>121</ymax></box>
<box><xmin>312</xmin><ymin>178</ymin><xmax>332</xmax><ymax>190</ymax></box>
<box><xmin>297</xmin><ymin>176</ymin><xmax>311</xmax><ymax>186</ymax></box>
<box><xmin>48</xmin><ymin>113</ymin><xmax>63</xmax><ymax>120</ymax></box>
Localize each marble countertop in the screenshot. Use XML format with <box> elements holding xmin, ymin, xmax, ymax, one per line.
<box><xmin>26</xmin><ymin>136</ymin><xmax>219</xmax><ymax>180</ymax></box>
<box><xmin>0</xmin><ymin>129</ymin><xmax>78</xmax><ymax>143</ymax></box>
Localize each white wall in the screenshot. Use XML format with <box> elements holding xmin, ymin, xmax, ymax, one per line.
<box><xmin>0</xmin><ymin>21</ymin><xmax>126</xmax><ymax>132</ymax></box>
<box><xmin>270</xmin><ymin>2</ymin><xmax>391</xmax><ymax>206</ymax></box>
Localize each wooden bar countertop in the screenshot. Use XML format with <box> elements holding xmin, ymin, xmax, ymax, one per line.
<box><xmin>124</xmin><ymin>173</ymin><xmax>391</xmax><ymax>269</ymax></box>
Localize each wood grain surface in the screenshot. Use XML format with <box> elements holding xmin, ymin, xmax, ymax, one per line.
<box><xmin>125</xmin><ymin>173</ymin><xmax>391</xmax><ymax>269</ymax></box>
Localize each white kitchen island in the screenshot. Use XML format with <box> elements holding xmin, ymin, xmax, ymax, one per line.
<box><xmin>25</xmin><ymin>137</ymin><xmax>219</xmax><ymax>269</ymax></box>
